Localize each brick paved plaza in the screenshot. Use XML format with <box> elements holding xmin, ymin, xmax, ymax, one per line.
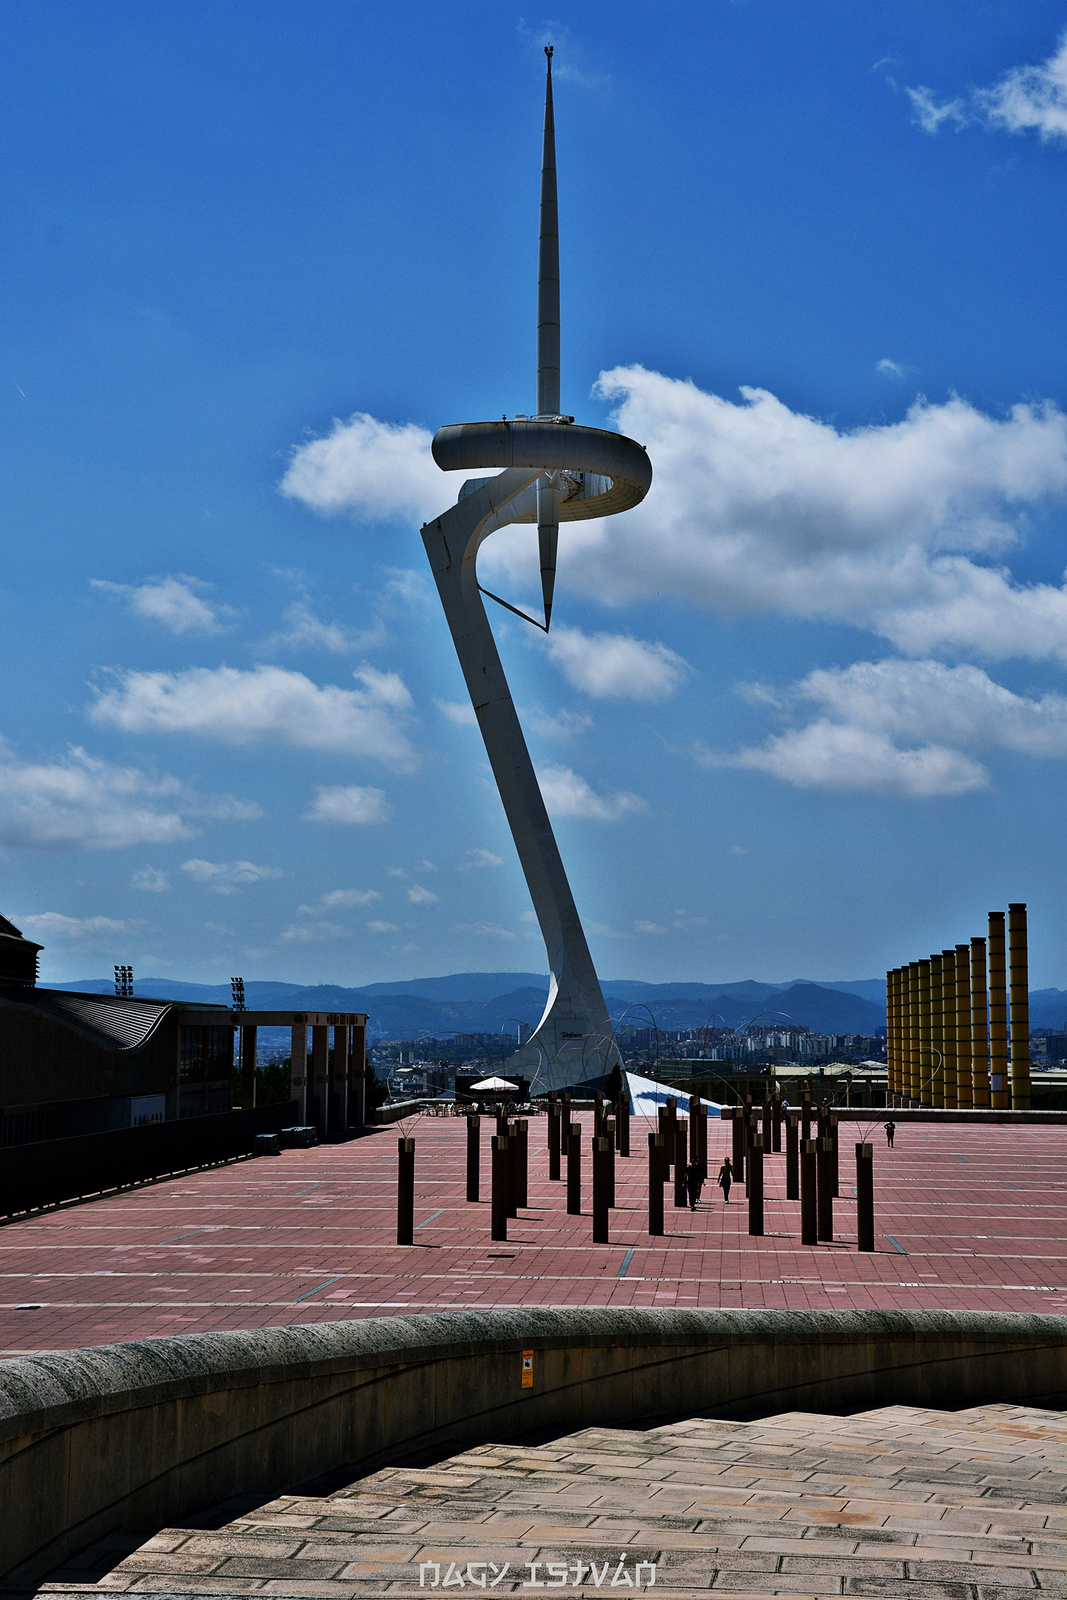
<box><xmin>2</xmin><ymin>1113</ymin><xmax>1064</xmax><ymax>1357</ymax></box>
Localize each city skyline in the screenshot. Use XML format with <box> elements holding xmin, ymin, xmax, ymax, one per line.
<box><xmin>5</xmin><ymin>4</ymin><xmax>1067</xmax><ymax>987</ymax></box>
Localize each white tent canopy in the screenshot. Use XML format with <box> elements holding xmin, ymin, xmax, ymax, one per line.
<box><xmin>625</xmin><ymin>1070</ymin><xmax>721</xmax><ymax>1121</ymax></box>
<box><xmin>470</xmin><ymin>1075</ymin><xmax>520</xmax><ymax>1092</ymax></box>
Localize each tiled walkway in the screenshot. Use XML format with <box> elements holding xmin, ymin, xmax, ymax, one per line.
<box><xmin>43</xmin><ymin>1403</ymin><xmax>1067</xmax><ymax>1596</ymax></box>
<box><xmin>1</xmin><ymin>1115</ymin><xmax>1065</xmax><ymax>1356</ymax></box>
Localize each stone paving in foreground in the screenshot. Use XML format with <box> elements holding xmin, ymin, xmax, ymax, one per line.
<box><xmin>1</xmin><ymin>1115</ymin><xmax>1065</xmax><ymax>1356</ymax></box>
<box><xmin>42</xmin><ymin>1402</ymin><xmax>1067</xmax><ymax>1597</ymax></box>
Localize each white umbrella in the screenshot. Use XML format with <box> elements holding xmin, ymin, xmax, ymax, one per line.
<box><xmin>470</xmin><ymin>1075</ymin><xmax>520</xmax><ymax>1091</ymax></box>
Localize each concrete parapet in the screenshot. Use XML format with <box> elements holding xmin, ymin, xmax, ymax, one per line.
<box><xmin>0</xmin><ymin>1307</ymin><xmax>1063</xmax><ymax>1586</ymax></box>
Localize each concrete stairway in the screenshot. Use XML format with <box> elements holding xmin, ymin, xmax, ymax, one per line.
<box><xmin>40</xmin><ymin>1403</ymin><xmax>1065</xmax><ymax>1597</ymax></box>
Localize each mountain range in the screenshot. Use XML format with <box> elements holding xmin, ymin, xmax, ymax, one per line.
<box><xmin>46</xmin><ymin>970</ymin><xmax>1067</xmax><ymax>1042</ymax></box>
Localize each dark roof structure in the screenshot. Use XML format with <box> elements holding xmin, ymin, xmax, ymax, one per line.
<box><xmin>0</xmin><ymin>987</ymin><xmax>176</xmax><ymax>1053</ymax></box>
<box><xmin>0</xmin><ymin>916</ymin><xmax>42</xmax><ymax>986</ymax></box>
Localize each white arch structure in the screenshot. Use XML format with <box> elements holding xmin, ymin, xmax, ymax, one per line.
<box><xmin>420</xmin><ymin>52</ymin><xmax>652</xmax><ymax>1089</ymax></box>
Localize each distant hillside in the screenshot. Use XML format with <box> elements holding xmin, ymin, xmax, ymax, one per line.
<box><xmin>42</xmin><ymin>972</ymin><xmax>885</xmax><ymax>1040</ymax></box>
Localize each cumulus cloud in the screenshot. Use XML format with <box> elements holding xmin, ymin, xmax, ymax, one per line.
<box><xmin>455</xmin><ymin>920</ymin><xmax>518</xmax><ymax>942</ymax></box>
<box><xmin>132</xmin><ymin>866</ymin><xmax>170</xmax><ymax>892</ymax></box>
<box><xmin>180</xmin><ymin>858</ymin><xmax>283</xmax><ymax>894</ymax></box>
<box><xmin>907</xmin><ymin>32</ymin><xmax>1067</xmax><ymax>144</ymax></box>
<box><xmin>543</xmin><ymin>624</ymin><xmax>689</xmax><ymax>701</ymax></box>
<box><xmin>460</xmin><ymin>848</ymin><xmax>505</xmax><ymax>869</ymax></box>
<box><xmin>278</xmin><ymin>920</ymin><xmax>352</xmax><ymax>943</ymax></box>
<box><xmin>90</xmin><ymin>663</ymin><xmax>417</xmax><ymax>769</ymax></box>
<box><xmin>527</xmin><ymin>707</ymin><xmax>593</xmax><ymax>741</ymax></box>
<box><xmin>302</xmin><ymin>785</ymin><xmax>393</xmax><ymax>825</ymax></box>
<box><xmin>537</xmin><ymin>764</ymin><xmax>648</xmax><ymax>821</ymax></box>
<box><xmin>91</xmin><ymin>575</ymin><xmax>229</xmax><ymax>633</ymax></box>
<box><xmin>0</xmin><ymin>742</ymin><xmax>219</xmax><ymax>851</ymax></box>
<box><xmin>635</xmin><ymin>920</ymin><xmax>668</xmax><ymax>935</ymax></box>
<box><xmin>367</xmin><ymin>919</ymin><xmax>399</xmax><ymax>934</ymax></box>
<box><xmin>506</xmin><ymin>367</ymin><xmax>1067</xmax><ymax>665</ymax></box>
<box><xmin>264</xmin><ymin>597</ymin><xmax>384</xmax><ymax>655</ymax></box>
<box><xmin>21</xmin><ymin>912</ymin><xmax>145</xmax><ymax>945</ymax></box>
<box><xmin>314</xmin><ymin>888</ymin><xmax>382</xmax><ymax>909</ymax></box>
<box><xmin>720</xmin><ymin>657</ymin><xmax>1067</xmax><ymax>797</ymax></box>
<box><xmin>436</xmin><ymin>698</ymin><xmax>477</xmax><ymax>727</ymax></box>
<box><xmin>280</xmin><ymin>413</ymin><xmax>471</xmax><ymax>523</ymax></box>
<box><xmin>407</xmin><ymin>884</ymin><xmax>439</xmax><ymax>905</ymax></box>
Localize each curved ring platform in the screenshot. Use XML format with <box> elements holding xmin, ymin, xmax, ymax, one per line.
<box><xmin>2</xmin><ymin>1307</ymin><xmax>1064</xmax><ymax>1585</ymax></box>
<box><xmin>432</xmin><ymin>419</ymin><xmax>652</xmax><ymax>522</ymax></box>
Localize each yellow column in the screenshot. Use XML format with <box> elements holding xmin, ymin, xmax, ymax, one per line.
<box><xmin>955</xmin><ymin>943</ymin><xmax>972</xmax><ymax>1108</ymax></box>
<box><xmin>908</xmin><ymin>961</ymin><xmax>920</xmax><ymax>1104</ymax></box>
<box><xmin>918</xmin><ymin>958</ymin><xmax>932</xmax><ymax>1107</ymax></box>
<box><xmin>1008</xmin><ymin>903</ymin><xmax>1031</xmax><ymax>1111</ymax></box>
<box><xmin>893</xmin><ymin>967</ymin><xmax>903</xmax><ymax>1101</ymax></box>
<box><xmin>931</xmin><ymin>954</ymin><xmax>945</xmax><ymax>1108</ymax></box>
<box><xmin>970</xmin><ymin>937</ymin><xmax>989</xmax><ymax>1109</ymax></box>
<box><xmin>941</xmin><ymin>948</ymin><xmax>957</xmax><ymax>1109</ymax></box>
<box><xmin>988</xmin><ymin>912</ymin><xmax>1008</xmax><ymax>1110</ymax></box>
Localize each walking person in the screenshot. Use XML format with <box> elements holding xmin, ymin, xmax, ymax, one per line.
<box><xmin>885</xmin><ymin>1119</ymin><xmax>896</xmax><ymax>1149</ymax></box>
<box><xmin>716</xmin><ymin>1156</ymin><xmax>733</xmax><ymax>1204</ymax></box>
<box><xmin>685</xmin><ymin>1161</ymin><xmax>704</xmax><ymax>1210</ymax></box>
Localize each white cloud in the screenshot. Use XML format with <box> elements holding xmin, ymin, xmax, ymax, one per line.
<box><xmin>543</xmin><ymin>624</ymin><xmax>689</xmax><ymax>701</ymax></box>
<box><xmin>132</xmin><ymin>866</ymin><xmax>170</xmax><ymax>892</ymax></box>
<box><xmin>180</xmin><ymin>858</ymin><xmax>284</xmax><ymax>895</ymax></box>
<box><xmin>278</xmin><ymin>920</ymin><xmax>352</xmax><ymax>943</ymax></box>
<box><xmin>720</xmin><ymin>657</ymin><xmax>1067</xmax><ymax>797</ymax></box>
<box><xmin>21</xmin><ymin>912</ymin><xmax>145</xmax><ymax>945</ymax></box>
<box><xmin>537</xmin><ymin>764</ymin><xmax>648</xmax><ymax>821</ymax></box>
<box><xmin>455</xmin><ymin>920</ymin><xmax>518</xmax><ymax>942</ymax></box>
<box><xmin>367</xmin><ymin>919</ymin><xmax>399</xmax><ymax>934</ymax></box>
<box><xmin>635</xmin><ymin>920</ymin><xmax>668</xmax><ymax>935</ymax></box>
<box><xmin>407</xmin><ymin>884</ymin><xmax>439</xmax><ymax>905</ymax></box>
<box><xmin>501</xmin><ymin>366</ymin><xmax>1067</xmax><ymax>666</ymax></box>
<box><xmin>91</xmin><ymin>575</ymin><xmax>228</xmax><ymax>633</ymax></box>
<box><xmin>0</xmin><ymin>742</ymin><xmax>206</xmax><ymax>851</ymax></box>
<box><xmin>907</xmin><ymin>32</ymin><xmax>1067</xmax><ymax>144</ymax></box>
<box><xmin>461</xmin><ymin>848</ymin><xmax>505</xmax><ymax>870</ymax></box>
<box><xmin>527</xmin><ymin>707</ymin><xmax>594</xmax><ymax>741</ymax></box>
<box><xmin>280</xmin><ymin>413</ymin><xmax>470</xmax><ymax>523</ymax></box>
<box><xmin>91</xmin><ymin>662</ymin><xmax>417</xmax><ymax>769</ymax></box>
<box><xmin>302</xmin><ymin>785</ymin><xmax>393</xmax><ymax>825</ymax></box>
<box><xmin>876</xmin><ymin>358</ymin><xmax>905</xmax><ymax>379</ymax></box>
<box><xmin>727</xmin><ymin>721</ymin><xmax>987</xmax><ymax>798</ymax></box>
<box><xmin>436</xmin><ymin>698</ymin><xmax>477</xmax><ymax>727</ymax></box>
<box><xmin>265</xmin><ymin>597</ymin><xmax>384</xmax><ymax>655</ymax></box>
<box><xmin>315</xmin><ymin>888</ymin><xmax>382</xmax><ymax>909</ymax></box>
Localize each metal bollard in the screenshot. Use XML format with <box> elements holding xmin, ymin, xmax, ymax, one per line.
<box><xmin>829</xmin><ymin>1113</ymin><xmax>839</xmax><ymax>1199</ymax></box>
<box><xmin>566</xmin><ymin>1119</ymin><xmax>582</xmax><ymax>1215</ymax></box>
<box><xmin>729</xmin><ymin>1106</ymin><xmax>745</xmax><ymax>1183</ymax></box>
<box><xmin>397</xmin><ymin>1136</ymin><xmax>415</xmax><ymax>1245</ymax></box>
<box><xmin>491</xmin><ymin>1134</ymin><xmax>508</xmax><ymax>1241</ymax></box>
<box><xmin>817</xmin><ymin>1136</ymin><xmax>834</xmax><ymax>1241</ymax></box>
<box><xmin>592</xmin><ymin>1135</ymin><xmax>610</xmax><ymax>1244</ymax></box>
<box><xmin>466</xmin><ymin>1114</ymin><xmax>480</xmax><ymax>1203</ymax></box>
<box><xmin>648</xmin><ymin>1131</ymin><xmax>665</xmax><ymax>1235</ymax></box>
<box><xmin>761</xmin><ymin>1097</ymin><xmax>772</xmax><ymax>1155</ymax></box>
<box><xmin>516</xmin><ymin>1118</ymin><xmax>528</xmax><ymax>1209</ymax></box>
<box><xmin>772</xmin><ymin>1094</ymin><xmax>783</xmax><ymax>1154</ymax></box>
<box><xmin>747</xmin><ymin>1134</ymin><xmax>764</xmax><ymax>1236</ymax></box>
<box><xmin>785</xmin><ymin>1110</ymin><xmax>799</xmax><ymax>1200</ymax></box>
<box><xmin>604</xmin><ymin>1116</ymin><xmax>616</xmax><ymax>1206</ymax></box>
<box><xmin>674</xmin><ymin>1120</ymin><xmax>688</xmax><ymax>1208</ymax></box>
<box><xmin>548</xmin><ymin>1093</ymin><xmax>561</xmax><ymax>1182</ymax></box>
<box><xmin>616</xmin><ymin>1092</ymin><xmax>630</xmax><ymax>1157</ymax></box>
<box><xmin>856</xmin><ymin>1142</ymin><xmax>875</xmax><ymax>1252</ymax></box>
<box><xmin>800</xmin><ymin>1137</ymin><xmax>818</xmax><ymax>1246</ymax></box>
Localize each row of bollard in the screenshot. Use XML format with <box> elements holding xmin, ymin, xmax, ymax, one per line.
<box><xmin>397</xmin><ymin>1086</ymin><xmax>873</xmax><ymax>1252</ymax></box>
<box><xmin>721</xmin><ymin>1094</ymin><xmax>874</xmax><ymax>1251</ymax></box>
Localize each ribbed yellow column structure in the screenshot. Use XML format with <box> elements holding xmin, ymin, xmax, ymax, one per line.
<box><xmin>918</xmin><ymin>958</ymin><xmax>932</xmax><ymax>1107</ymax></box>
<box><xmin>886</xmin><ymin>968</ymin><xmax>896</xmax><ymax>1100</ymax></box>
<box><xmin>930</xmin><ymin>953</ymin><xmax>944</xmax><ymax>1109</ymax></box>
<box><xmin>988</xmin><ymin>911</ymin><xmax>1008</xmax><ymax>1110</ymax></box>
<box><xmin>941</xmin><ymin>947</ymin><xmax>957</xmax><ymax>1108</ymax></box>
<box><xmin>908</xmin><ymin>961</ymin><xmax>920</xmax><ymax>1104</ymax></box>
<box><xmin>971</xmin><ymin>936</ymin><xmax>989</xmax><ymax>1109</ymax></box>
<box><xmin>955</xmin><ymin>942</ymin><xmax>972</xmax><ymax>1108</ymax></box>
<box><xmin>1009</xmin><ymin>903</ymin><xmax>1031</xmax><ymax>1111</ymax></box>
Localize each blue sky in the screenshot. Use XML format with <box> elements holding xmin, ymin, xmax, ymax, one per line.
<box><xmin>5</xmin><ymin>1</ymin><xmax>1067</xmax><ymax>987</ymax></box>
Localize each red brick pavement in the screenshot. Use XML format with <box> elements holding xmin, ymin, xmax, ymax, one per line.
<box><xmin>1</xmin><ymin>1114</ymin><xmax>1064</xmax><ymax>1357</ymax></box>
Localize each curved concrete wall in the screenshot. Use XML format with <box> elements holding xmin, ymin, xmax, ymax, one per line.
<box><xmin>1</xmin><ymin>1308</ymin><xmax>1063</xmax><ymax>1586</ymax></box>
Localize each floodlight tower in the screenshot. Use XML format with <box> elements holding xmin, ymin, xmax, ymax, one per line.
<box><xmin>421</xmin><ymin>48</ymin><xmax>652</xmax><ymax>1088</ymax></box>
